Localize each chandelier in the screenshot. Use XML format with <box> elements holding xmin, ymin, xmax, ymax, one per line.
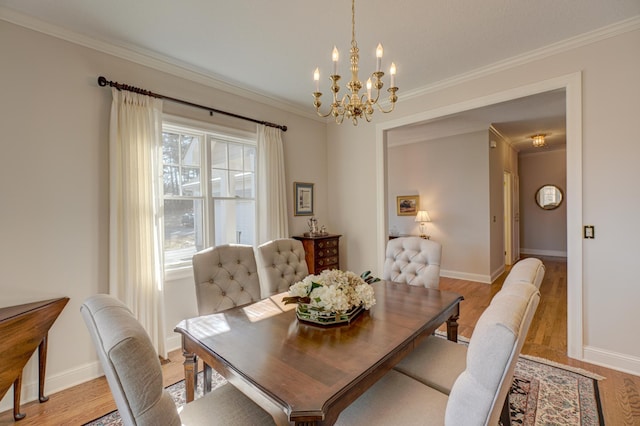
<box><xmin>312</xmin><ymin>0</ymin><xmax>398</xmax><ymax>125</ymax></box>
<box><xmin>531</xmin><ymin>134</ymin><xmax>547</xmax><ymax>148</ymax></box>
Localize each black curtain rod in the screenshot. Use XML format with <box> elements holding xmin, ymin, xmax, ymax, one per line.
<box><xmin>97</xmin><ymin>76</ymin><xmax>287</xmax><ymax>132</ymax></box>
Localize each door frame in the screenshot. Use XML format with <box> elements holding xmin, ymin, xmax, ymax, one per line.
<box><xmin>504</xmin><ymin>171</ymin><xmax>513</xmax><ymax>266</ymax></box>
<box><xmin>375</xmin><ymin>72</ymin><xmax>583</xmax><ymax>359</ymax></box>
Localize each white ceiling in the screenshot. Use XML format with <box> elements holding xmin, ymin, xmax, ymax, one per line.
<box><xmin>387</xmin><ymin>89</ymin><xmax>567</xmax><ymax>153</ymax></box>
<box><xmin>1</xmin><ymin>0</ymin><xmax>639</xmax><ymax>150</ymax></box>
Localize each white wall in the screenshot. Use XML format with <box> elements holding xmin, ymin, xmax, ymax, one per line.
<box><xmin>0</xmin><ymin>20</ymin><xmax>326</xmax><ymax>411</ymax></box>
<box><xmin>387</xmin><ymin>131</ymin><xmax>491</xmax><ymax>281</ymax></box>
<box><xmin>519</xmin><ymin>149</ymin><xmax>568</xmax><ymax>256</ymax></box>
<box><xmin>328</xmin><ymin>26</ymin><xmax>640</xmax><ymax>375</ymax></box>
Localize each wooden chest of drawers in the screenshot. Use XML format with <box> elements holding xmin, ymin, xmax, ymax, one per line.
<box><xmin>293</xmin><ymin>234</ymin><xmax>341</xmax><ymax>274</ymax></box>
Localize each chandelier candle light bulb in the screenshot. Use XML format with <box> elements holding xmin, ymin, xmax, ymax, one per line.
<box><xmin>390</xmin><ymin>62</ymin><xmax>396</xmax><ymax>87</ymax></box>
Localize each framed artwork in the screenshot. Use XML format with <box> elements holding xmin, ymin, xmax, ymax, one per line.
<box><xmin>396</xmin><ymin>195</ymin><xmax>419</xmax><ymax>216</ymax></box>
<box><xmin>294</xmin><ymin>182</ymin><xmax>314</xmax><ymax>216</ymax></box>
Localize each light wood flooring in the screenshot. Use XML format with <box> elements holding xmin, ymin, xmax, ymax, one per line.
<box><xmin>2</xmin><ymin>256</ymin><xmax>639</xmax><ymax>425</ymax></box>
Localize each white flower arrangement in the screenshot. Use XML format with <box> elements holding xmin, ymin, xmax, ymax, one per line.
<box><xmin>285</xmin><ymin>269</ymin><xmax>376</xmax><ymax>313</ymax></box>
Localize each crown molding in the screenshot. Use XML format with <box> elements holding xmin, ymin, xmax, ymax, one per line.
<box><xmin>0</xmin><ymin>6</ymin><xmax>322</xmax><ymax>123</ymax></box>
<box><xmin>399</xmin><ymin>15</ymin><xmax>640</xmax><ymax>103</ymax></box>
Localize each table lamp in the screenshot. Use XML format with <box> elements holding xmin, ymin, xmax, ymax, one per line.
<box><xmin>414</xmin><ymin>210</ymin><xmax>431</xmax><ymax>238</ymax></box>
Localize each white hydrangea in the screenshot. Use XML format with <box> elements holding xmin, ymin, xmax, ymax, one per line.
<box><xmin>289</xmin><ymin>269</ymin><xmax>376</xmax><ymax>313</ymax></box>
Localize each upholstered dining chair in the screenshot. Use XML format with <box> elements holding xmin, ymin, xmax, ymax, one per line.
<box><xmin>335</xmin><ymin>280</ymin><xmax>541</xmax><ymax>426</ymax></box>
<box><xmin>383</xmin><ymin>236</ymin><xmax>442</xmax><ymax>289</ymax></box>
<box><xmin>192</xmin><ymin>244</ymin><xmax>262</xmax><ymax>392</ymax></box>
<box><xmin>255</xmin><ymin>238</ymin><xmax>309</xmax><ymax>298</ymax></box>
<box><xmin>393</xmin><ymin>257</ymin><xmax>545</xmax><ymax>398</ymax></box>
<box><xmin>192</xmin><ymin>244</ymin><xmax>262</xmax><ymax>316</ymax></box>
<box><xmin>80</xmin><ymin>294</ymin><xmax>279</xmax><ymax>426</ymax></box>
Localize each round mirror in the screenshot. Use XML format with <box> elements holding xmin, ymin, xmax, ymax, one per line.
<box><xmin>535</xmin><ymin>185</ymin><xmax>564</xmax><ymax>210</ymax></box>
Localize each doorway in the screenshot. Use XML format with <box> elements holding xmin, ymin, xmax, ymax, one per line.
<box><xmin>376</xmin><ymin>72</ymin><xmax>583</xmax><ymax>359</ymax></box>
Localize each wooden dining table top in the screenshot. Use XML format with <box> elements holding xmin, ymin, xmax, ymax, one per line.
<box><xmin>174</xmin><ymin>281</ymin><xmax>463</xmax><ymax>425</ymax></box>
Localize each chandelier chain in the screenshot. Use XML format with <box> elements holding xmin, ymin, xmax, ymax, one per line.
<box><xmin>351</xmin><ymin>0</ymin><xmax>357</xmax><ymax>49</ymax></box>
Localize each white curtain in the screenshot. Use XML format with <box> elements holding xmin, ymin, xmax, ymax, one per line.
<box><xmin>109</xmin><ymin>88</ymin><xmax>167</xmax><ymax>358</ymax></box>
<box><xmin>257</xmin><ymin>125</ymin><xmax>289</xmax><ymax>244</ymax></box>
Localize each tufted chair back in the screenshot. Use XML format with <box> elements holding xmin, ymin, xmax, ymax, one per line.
<box><xmin>446</xmin><ymin>282</ymin><xmax>540</xmax><ymax>425</ymax></box>
<box><xmin>81</xmin><ymin>294</ymin><xmax>278</xmax><ymax>426</ymax></box>
<box><xmin>192</xmin><ymin>244</ymin><xmax>262</xmax><ymax>316</ymax></box>
<box><xmin>503</xmin><ymin>257</ymin><xmax>545</xmax><ymax>289</ymax></box>
<box><xmin>81</xmin><ymin>294</ymin><xmax>182</xmax><ymax>426</ymax></box>
<box><xmin>382</xmin><ymin>237</ymin><xmax>442</xmax><ymax>289</ymax></box>
<box><xmin>256</xmin><ymin>238</ymin><xmax>309</xmax><ymax>298</ymax></box>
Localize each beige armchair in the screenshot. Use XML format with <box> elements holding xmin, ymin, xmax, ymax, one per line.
<box><xmin>192</xmin><ymin>244</ymin><xmax>261</xmax><ymax>316</ymax></box>
<box><xmin>255</xmin><ymin>238</ymin><xmax>309</xmax><ymax>298</ymax></box>
<box><xmin>383</xmin><ymin>237</ymin><xmax>442</xmax><ymax>289</ymax></box>
<box><xmin>80</xmin><ymin>294</ymin><xmax>277</xmax><ymax>426</ymax></box>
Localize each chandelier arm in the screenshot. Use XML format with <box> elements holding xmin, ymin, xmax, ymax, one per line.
<box><xmin>368</xmin><ymin>86</ymin><xmax>382</xmax><ymax>105</ymax></box>
<box><xmin>315</xmin><ymin>108</ymin><xmax>334</xmax><ymax>119</ymax></box>
<box><xmin>372</xmin><ymin>99</ymin><xmax>397</xmax><ymax>114</ymax></box>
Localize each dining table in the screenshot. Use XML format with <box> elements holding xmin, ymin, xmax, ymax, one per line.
<box><xmin>174</xmin><ymin>281</ymin><xmax>463</xmax><ymax>426</ymax></box>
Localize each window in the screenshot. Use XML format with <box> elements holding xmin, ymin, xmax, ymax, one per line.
<box><xmin>162</xmin><ymin>121</ymin><xmax>256</xmax><ymax>269</ymax></box>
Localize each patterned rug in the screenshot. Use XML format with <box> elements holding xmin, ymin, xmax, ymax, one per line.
<box><xmin>84</xmin><ymin>356</ymin><xmax>604</xmax><ymax>426</ymax></box>
<box><xmin>511</xmin><ymin>355</ymin><xmax>604</xmax><ymax>425</ymax></box>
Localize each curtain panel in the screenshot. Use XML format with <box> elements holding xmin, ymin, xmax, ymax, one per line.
<box><xmin>257</xmin><ymin>125</ymin><xmax>289</xmax><ymax>244</ymax></box>
<box><xmin>109</xmin><ymin>88</ymin><xmax>167</xmax><ymax>357</ymax></box>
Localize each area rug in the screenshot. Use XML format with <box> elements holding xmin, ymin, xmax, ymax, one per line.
<box><xmin>84</xmin><ymin>356</ymin><xmax>604</xmax><ymax>426</ymax></box>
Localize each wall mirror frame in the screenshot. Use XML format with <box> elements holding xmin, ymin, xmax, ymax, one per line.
<box><xmin>535</xmin><ymin>184</ymin><xmax>564</xmax><ymax>210</ymax></box>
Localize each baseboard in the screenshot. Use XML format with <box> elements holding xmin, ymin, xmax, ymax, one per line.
<box><xmin>0</xmin><ymin>360</ymin><xmax>104</xmax><ymax>413</ymax></box>
<box><xmin>166</xmin><ymin>334</ymin><xmax>182</xmax><ymax>353</ymax></box>
<box><xmin>520</xmin><ymin>248</ymin><xmax>567</xmax><ymax>257</ymax></box>
<box><xmin>491</xmin><ymin>264</ymin><xmax>506</xmax><ymax>283</ymax></box>
<box><xmin>440</xmin><ymin>269</ymin><xmax>491</xmax><ymax>284</ymax></box>
<box><xmin>583</xmin><ymin>345</ymin><xmax>640</xmax><ymax>377</ymax></box>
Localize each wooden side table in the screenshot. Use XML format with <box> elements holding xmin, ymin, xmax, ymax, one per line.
<box><xmin>0</xmin><ymin>297</ymin><xmax>69</xmax><ymax>420</ymax></box>
<box><xmin>293</xmin><ymin>234</ymin><xmax>341</xmax><ymax>274</ymax></box>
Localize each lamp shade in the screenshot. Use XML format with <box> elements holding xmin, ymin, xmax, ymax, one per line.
<box><xmin>415</xmin><ymin>210</ymin><xmax>431</xmax><ymax>223</ymax></box>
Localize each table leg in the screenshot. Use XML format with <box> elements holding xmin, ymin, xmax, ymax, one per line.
<box><xmin>183</xmin><ymin>351</ymin><xmax>198</xmax><ymax>403</ymax></box>
<box><xmin>38</xmin><ymin>334</ymin><xmax>49</xmax><ymax>402</ymax></box>
<box><xmin>13</xmin><ymin>375</ymin><xmax>26</xmax><ymax>421</ymax></box>
<box><xmin>204</xmin><ymin>363</ymin><xmax>212</xmax><ymax>394</ymax></box>
<box><xmin>446</xmin><ymin>306</ymin><xmax>460</xmax><ymax>343</ymax></box>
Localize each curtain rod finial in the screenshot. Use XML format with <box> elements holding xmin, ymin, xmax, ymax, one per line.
<box><xmin>98</xmin><ymin>76</ymin><xmax>108</xmax><ymax>87</ymax></box>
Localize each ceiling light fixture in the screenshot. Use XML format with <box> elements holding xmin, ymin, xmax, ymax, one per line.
<box><xmin>531</xmin><ymin>134</ymin><xmax>547</xmax><ymax>148</ymax></box>
<box><xmin>312</xmin><ymin>0</ymin><xmax>398</xmax><ymax>125</ymax></box>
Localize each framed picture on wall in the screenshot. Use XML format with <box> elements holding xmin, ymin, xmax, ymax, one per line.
<box><xmin>294</xmin><ymin>182</ymin><xmax>314</xmax><ymax>216</ymax></box>
<box><xmin>397</xmin><ymin>195</ymin><xmax>419</xmax><ymax>216</ymax></box>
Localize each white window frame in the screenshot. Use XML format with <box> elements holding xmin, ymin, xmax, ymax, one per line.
<box><xmin>162</xmin><ymin>115</ymin><xmax>257</xmax><ymax>276</ymax></box>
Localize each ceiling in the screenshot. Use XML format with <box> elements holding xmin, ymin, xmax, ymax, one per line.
<box><xmin>387</xmin><ymin>89</ymin><xmax>567</xmax><ymax>153</ymax></box>
<box><xmin>1</xmin><ymin>0</ymin><xmax>639</xmax><ymax>149</ymax></box>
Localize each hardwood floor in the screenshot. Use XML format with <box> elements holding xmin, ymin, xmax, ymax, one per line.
<box><xmin>2</xmin><ymin>256</ymin><xmax>639</xmax><ymax>425</ymax></box>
